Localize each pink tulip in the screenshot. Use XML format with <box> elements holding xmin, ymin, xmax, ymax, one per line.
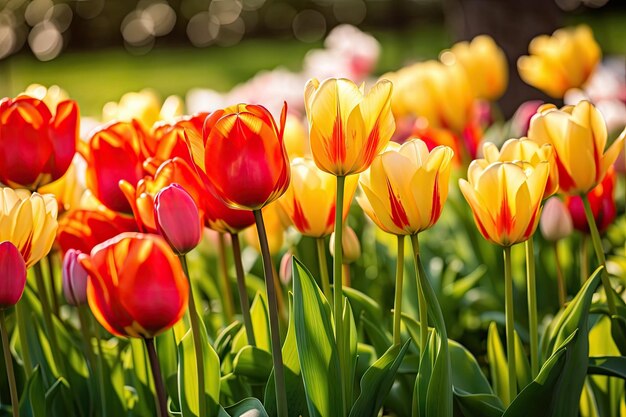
<box><xmin>154</xmin><ymin>184</ymin><xmax>203</xmax><ymax>255</ymax></box>
<box><xmin>62</xmin><ymin>249</ymin><xmax>89</xmax><ymax>306</ymax></box>
<box><xmin>0</xmin><ymin>241</ymin><xmax>27</xmax><ymax>309</ymax></box>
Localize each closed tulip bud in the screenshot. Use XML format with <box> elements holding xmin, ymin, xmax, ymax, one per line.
<box><xmin>459</xmin><ymin>161</ymin><xmax>549</xmax><ymax>247</ymax></box>
<box><xmin>539</xmin><ymin>197</ymin><xmax>573</xmax><ymax>241</ymax></box>
<box><xmin>79</xmin><ymin>233</ymin><xmax>189</xmax><ymax>338</ymax></box>
<box><xmin>154</xmin><ymin>184</ymin><xmax>203</xmax><ymax>255</ymax></box>
<box><xmin>203</xmin><ymin>103</ymin><xmax>290</xmax><ymax>210</ymax></box>
<box><xmin>0</xmin><ymin>95</ymin><xmax>78</xmax><ymax>189</ymax></box>
<box><xmin>279</xmin><ymin>251</ymin><xmax>293</xmax><ymax>285</ymax></box>
<box><xmin>62</xmin><ymin>249</ymin><xmax>89</xmax><ymax>306</ymax></box>
<box><xmin>304</xmin><ymin>78</ymin><xmax>395</xmax><ymax>176</ymax></box>
<box><xmin>518</xmin><ymin>25</ymin><xmax>600</xmax><ymax>98</ymax></box>
<box><xmin>0</xmin><ymin>242</ymin><xmax>27</xmax><ymax>309</ymax></box>
<box><xmin>329</xmin><ymin>225</ymin><xmax>361</xmax><ymax>264</ymax></box>
<box><xmin>528</xmin><ymin>100</ymin><xmax>625</xmax><ymax>195</ymax></box>
<box><xmin>358</xmin><ymin>139</ymin><xmax>454</xmax><ymax>235</ymax></box>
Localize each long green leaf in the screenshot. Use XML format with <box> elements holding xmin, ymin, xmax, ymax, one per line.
<box><xmin>233</xmin><ymin>345</ymin><xmax>273</xmax><ymax>383</ymax></box>
<box><xmin>587</xmin><ymin>356</ymin><xmax>626</xmax><ymax>379</ymax></box>
<box><xmin>226</xmin><ymin>397</ymin><xmax>270</xmax><ymax>417</ymax></box>
<box><xmin>487</xmin><ymin>322</ymin><xmax>509</xmax><ymax>405</ymax></box>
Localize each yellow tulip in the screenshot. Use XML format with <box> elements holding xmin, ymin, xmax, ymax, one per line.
<box><xmin>459</xmin><ymin>161</ymin><xmax>549</xmax><ymax>247</ymax></box>
<box><xmin>481</xmin><ymin>138</ymin><xmax>558</xmax><ymax>198</ymax></box>
<box><xmin>102</xmin><ymin>89</ymin><xmax>183</xmax><ymax>128</ymax></box>
<box><xmin>527</xmin><ymin>100</ymin><xmax>625</xmax><ymax>195</ymax></box>
<box><xmin>23</xmin><ymin>83</ymin><xmax>69</xmax><ymax>112</ymax></box>
<box><xmin>357</xmin><ymin>139</ymin><xmax>454</xmax><ymax>235</ymax></box>
<box><xmin>517</xmin><ymin>25</ymin><xmax>601</xmax><ymax>98</ymax></box>
<box><xmin>278</xmin><ymin>158</ymin><xmax>358</xmax><ymax>238</ymax></box>
<box><xmin>283</xmin><ymin>115</ymin><xmax>311</xmax><ymax>159</ymax></box>
<box><xmin>441</xmin><ymin>35</ymin><xmax>508</xmax><ymax>101</ymax></box>
<box><xmin>38</xmin><ymin>158</ymin><xmax>86</xmax><ymax>213</ymax></box>
<box><xmin>304</xmin><ymin>78</ymin><xmax>395</xmax><ymax>176</ymax></box>
<box><xmin>0</xmin><ymin>188</ymin><xmax>58</xmax><ymax>267</ymax></box>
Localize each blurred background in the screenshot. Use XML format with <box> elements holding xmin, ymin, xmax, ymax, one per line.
<box><xmin>0</xmin><ymin>0</ymin><xmax>624</xmax><ymax>117</ymax></box>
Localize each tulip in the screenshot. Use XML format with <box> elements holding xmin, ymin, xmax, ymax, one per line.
<box><xmin>510</xmin><ymin>100</ymin><xmax>543</xmax><ymax>137</ymax></box>
<box><xmin>412</xmin><ymin>118</ymin><xmax>482</xmax><ymax>166</ymax></box>
<box><xmin>83</xmin><ymin>120</ymin><xmax>147</xmax><ymax>213</ymax></box>
<box><xmin>329</xmin><ymin>225</ymin><xmax>361</xmax><ymax>264</ymax></box>
<box><xmin>23</xmin><ymin>84</ymin><xmax>69</xmax><ymax>111</ymax></box>
<box><xmin>441</xmin><ymin>35</ymin><xmax>508</xmax><ymax>101</ymax></box>
<box><xmin>283</xmin><ymin>114</ymin><xmax>310</xmax><ymax>159</ymax></box>
<box><xmin>0</xmin><ymin>241</ymin><xmax>27</xmax><ymax>309</ymax></box>
<box><xmin>0</xmin><ymin>95</ymin><xmax>78</xmax><ymax>189</ymax></box>
<box><xmin>358</xmin><ymin>140</ymin><xmax>454</xmax><ymax>235</ymax></box>
<box><xmin>459</xmin><ymin>161</ymin><xmax>549</xmax><ymax>247</ymax></box>
<box><xmin>154</xmin><ymin>184</ymin><xmax>202</xmax><ymax>255</ymax></box>
<box><xmin>481</xmin><ymin>138</ymin><xmax>558</xmax><ymax>198</ymax></box>
<box><xmin>0</xmin><ymin>188</ymin><xmax>58</xmax><ymax>268</ymax></box>
<box><xmin>38</xmin><ymin>157</ymin><xmax>85</xmax><ymax>214</ymax></box>
<box><xmin>203</xmin><ymin>103</ymin><xmax>290</xmax><ymax>210</ymax></box>
<box><xmin>279</xmin><ymin>158</ymin><xmax>358</xmax><ymax>238</ymax></box>
<box><xmin>62</xmin><ymin>249</ymin><xmax>88</xmax><ymax>306</ymax></box>
<box><xmin>540</xmin><ymin>197</ymin><xmax>573</xmax><ymax>242</ymax></box>
<box><xmin>518</xmin><ymin>25</ymin><xmax>601</xmax><ymax>98</ymax></box>
<box><xmin>102</xmin><ymin>89</ymin><xmax>183</xmax><ymax>129</ymax></box>
<box><xmin>528</xmin><ymin>100</ymin><xmax>625</xmax><ymax>195</ymax></box>
<box><xmin>304</xmin><ymin>78</ymin><xmax>395</xmax><ymax>176</ymax></box>
<box><xmin>566</xmin><ymin>167</ymin><xmax>616</xmax><ymax>234</ymax></box>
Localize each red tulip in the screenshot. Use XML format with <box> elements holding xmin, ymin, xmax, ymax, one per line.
<box><xmin>80</xmin><ymin>232</ymin><xmax>188</xmax><ymax>338</ymax></box>
<box><xmin>203</xmin><ymin>103</ymin><xmax>290</xmax><ymax>210</ymax></box>
<box><xmin>566</xmin><ymin>167</ymin><xmax>616</xmax><ymax>234</ymax></box>
<box><xmin>0</xmin><ymin>241</ymin><xmax>27</xmax><ymax>309</ymax></box>
<box><xmin>62</xmin><ymin>249</ymin><xmax>88</xmax><ymax>306</ymax></box>
<box><xmin>154</xmin><ymin>184</ymin><xmax>202</xmax><ymax>255</ymax></box>
<box><xmin>0</xmin><ymin>95</ymin><xmax>78</xmax><ymax>189</ymax></box>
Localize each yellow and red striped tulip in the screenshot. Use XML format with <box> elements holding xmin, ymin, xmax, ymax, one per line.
<box><xmin>527</xmin><ymin>100</ymin><xmax>625</xmax><ymax>195</ymax></box>
<box><xmin>481</xmin><ymin>138</ymin><xmax>558</xmax><ymax>198</ymax></box>
<box><xmin>459</xmin><ymin>161</ymin><xmax>549</xmax><ymax>247</ymax></box>
<box><xmin>278</xmin><ymin>157</ymin><xmax>358</xmax><ymax>237</ymax></box>
<box><xmin>0</xmin><ymin>188</ymin><xmax>58</xmax><ymax>267</ymax></box>
<box><xmin>357</xmin><ymin>139</ymin><xmax>454</xmax><ymax>235</ymax></box>
<box><xmin>441</xmin><ymin>35</ymin><xmax>508</xmax><ymax>101</ymax></box>
<box><xmin>304</xmin><ymin>78</ymin><xmax>395</xmax><ymax>176</ymax></box>
<box><xmin>80</xmin><ymin>232</ymin><xmax>188</xmax><ymax>338</ymax></box>
<box><xmin>517</xmin><ymin>25</ymin><xmax>600</xmax><ymax>98</ymax></box>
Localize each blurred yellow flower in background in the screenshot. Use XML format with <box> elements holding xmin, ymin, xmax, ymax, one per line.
<box><xmin>102</xmin><ymin>89</ymin><xmax>184</xmax><ymax>128</ymax></box>
<box><xmin>283</xmin><ymin>114</ymin><xmax>311</xmax><ymax>159</ymax></box>
<box><xmin>517</xmin><ymin>25</ymin><xmax>601</xmax><ymax>98</ymax></box>
<box><xmin>23</xmin><ymin>84</ymin><xmax>69</xmax><ymax>111</ymax></box>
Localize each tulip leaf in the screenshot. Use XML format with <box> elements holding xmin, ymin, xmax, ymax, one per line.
<box><xmin>233</xmin><ymin>345</ymin><xmax>273</xmax><ymax>383</ymax></box>
<box><xmin>19</xmin><ymin>365</ymin><xmax>47</xmax><ymax>417</ymax></box>
<box><xmin>225</xmin><ymin>397</ymin><xmax>270</xmax><ymax>417</ymax></box>
<box><xmin>232</xmin><ymin>292</ymin><xmax>271</xmax><ymax>353</ymax></box>
<box><xmin>349</xmin><ymin>339</ymin><xmax>411</xmax><ymax>417</ymax></box>
<box><xmin>264</xmin><ymin>294</ymin><xmax>309</xmax><ymax>417</ymax></box>
<box><xmin>361</xmin><ymin>316</ymin><xmax>393</xmax><ymax>356</ymax></box>
<box><xmin>487</xmin><ymin>322</ymin><xmax>510</xmax><ymax>405</ymax></box>
<box><xmin>214</xmin><ymin>321</ymin><xmax>243</xmax><ymax>360</ymax></box>
<box><xmin>514</xmin><ymin>330</ymin><xmax>531</xmax><ymax>391</ymax></box>
<box><xmin>293</xmin><ymin>257</ymin><xmax>343</xmax><ymax>417</ymax></box>
<box><xmin>341</xmin><ymin>298</ymin><xmax>358</xmax><ymax>412</ymax></box>
<box><xmin>342</xmin><ymin>286</ymin><xmax>384</xmax><ymax>322</ymax></box>
<box><xmin>587</xmin><ymin>356</ymin><xmax>626</xmax><ymax>379</ymax></box>
<box><xmin>178</xmin><ymin>321</ymin><xmax>221</xmax><ymax>417</ymax></box>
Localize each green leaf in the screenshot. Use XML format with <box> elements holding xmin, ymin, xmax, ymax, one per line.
<box><xmin>214</xmin><ymin>321</ymin><xmax>243</xmax><ymax>360</ymax></box>
<box><xmin>361</xmin><ymin>316</ymin><xmax>392</xmax><ymax>356</ymax></box>
<box><xmin>293</xmin><ymin>257</ymin><xmax>343</xmax><ymax>417</ymax></box>
<box><xmin>452</xmin><ymin>389</ymin><xmax>504</xmax><ymax>417</ymax></box>
<box><xmin>487</xmin><ymin>322</ymin><xmax>510</xmax><ymax>405</ymax></box>
<box><xmin>341</xmin><ymin>299</ymin><xmax>358</xmax><ymax>412</ymax></box>
<box><xmin>177</xmin><ymin>323</ymin><xmax>221</xmax><ymax>417</ymax></box>
<box><xmin>342</xmin><ymin>287</ymin><xmax>383</xmax><ymax>322</ymax></box>
<box><xmin>19</xmin><ymin>365</ymin><xmax>47</xmax><ymax>417</ymax></box>
<box><xmin>124</xmin><ymin>339</ymin><xmax>156</xmax><ymax>417</ymax></box>
<box><xmin>225</xmin><ymin>397</ymin><xmax>270</xmax><ymax>417</ymax></box>
<box><xmin>349</xmin><ymin>339</ymin><xmax>411</xmax><ymax>417</ymax></box>
<box><xmin>232</xmin><ymin>292</ymin><xmax>271</xmax><ymax>353</ymax></box>
<box><xmin>588</xmin><ymin>356</ymin><xmax>626</xmax><ymax>379</ymax></box>
<box><xmin>233</xmin><ymin>345</ymin><xmax>273</xmax><ymax>383</ymax></box>
<box><xmin>513</xmin><ymin>331</ymin><xmax>531</xmax><ymax>391</ymax></box>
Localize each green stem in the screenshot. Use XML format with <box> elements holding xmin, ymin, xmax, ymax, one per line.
<box><xmin>90</xmin><ymin>314</ymin><xmax>108</xmax><ymax>417</ymax></box>
<box><xmin>46</xmin><ymin>253</ymin><xmax>60</xmax><ymax>316</ymax></box>
<box><xmin>231</xmin><ymin>233</ymin><xmax>256</xmax><ymax>347</ymax></box>
<box><xmin>178</xmin><ymin>254</ymin><xmax>206</xmax><ymax>417</ymax></box>
<box><xmin>316</xmin><ymin>238</ymin><xmax>332</xmax><ymax>305</ymax></box>
<box><xmin>333</xmin><ymin>175</ymin><xmax>346</xmax><ymax>416</ymax></box>
<box><xmin>503</xmin><ymin>246</ymin><xmax>517</xmax><ymax>404</ymax></box>
<box><xmin>580</xmin><ymin>235</ymin><xmax>589</xmax><ymax>287</ymax></box>
<box><xmin>15</xmin><ymin>301</ymin><xmax>32</xmax><ymax>376</ymax></box>
<box><xmin>581</xmin><ymin>195</ymin><xmax>616</xmax><ymax>315</ymax></box>
<box><xmin>253</xmin><ymin>209</ymin><xmax>288</xmax><ymax>417</ymax></box>
<box><xmin>77</xmin><ymin>306</ymin><xmax>96</xmax><ymax>374</ymax></box>
<box><xmin>217</xmin><ymin>233</ymin><xmax>235</xmax><ymax>323</ymax></box>
<box><xmin>525</xmin><ymin>238</ymin><xmax>539</xmax><ymax>378</ymax></box>
<box><xmin>411</xmin><ymin>235</ymin><xmax>428</xmax><ymax>352</ymax></box>
<box><xmin>0</xmin><ymin>310</ymin><xmax>19</xmax><ymax>417</ymax></box>
<box><xmin>553</xmin><ymin>242</ymin><xmax>566</xmax><ymax>307</ymax></box>
<box><xmin>393</xmin><ymin>235</ymin><xmax>405</xmax><ymax>346</ymax></box>
<box><xmin>145</xmin><ymin>338</ymin><xmax>169</xmax><ymax>417</ymax></box>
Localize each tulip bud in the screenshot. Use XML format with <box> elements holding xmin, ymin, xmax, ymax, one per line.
<box><xmin>279</xmin><ymin>251</ymin><xmax>293</xmax><ymax>285</ymax></box>
<box><xmin>330</xmin><ymin>226</ymin><xmax>361</xmax><ymax>264</ymax></box>
<box><xmin>0</xmin><ymin>241</ymin><xmax>27</xmax><ymax>309</ymax></box>
<box><xmin>154</xmin><ymin>184</ymin><xmax>203</xmax><ymax>255</ymax></box>
<box><xmin>539</xmin><ymin>197</ymin><xmax>573</xmax><ymax>242</ymax></box>
<box><xmin>62</xmin><ymin>249</ymin><xmax>89</xmax><ymax>306</ymax></box>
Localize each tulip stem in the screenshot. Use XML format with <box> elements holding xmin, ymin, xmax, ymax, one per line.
<box><xmin>342</xmin><ymin>263</ymin><xmax>351</xmax><ymax>287</ymax></box>
<box><xmin>231</xmin><ymin>233</ymin><xmax>256</xmax><ymax>347</ymax></box>
<box><xmin>553</xmin><ymin>242</ymin><xmax>566</xmax><ymax>307</ymax></box>
<box><xmin>253</xmin><ymin>209</ymin><xmax>288</xmax><ymax>417</ymax></box>
<box><xmin>393</xmin><ymin>235</ymin><xmax>405</xmax><ymax>346</ymax></box>
<box><xmin>581</xmin><ymin>195</ymin><xmax>616</xmax><ymax>315</ymax></box>
<box><xmin>77</xmin><ymin>306</ymin><xmax>97</xmax><ymax>374</ymax></box>
<box><xmin>145</xmin><ymin>338</ymin><xmax>169</xmax><ymax>417</ymax></box>
<box><xmin>333</xmin><ymin>175</ymin><xmax>347</xmax><ymax>415</ymax></box>
<box><xmin>15</xmin><ymin>300</ymin><xmax>32</xmax><ymax>376</ymax></box>
<box><xmin>46</xmin><ymin>253</ymin><xmax>60</xmax><ymax>316</ymax></box>
<box><xmin>503</xmin><ymin>246</ymin><xmax>516</xmax><ymax>404</ymax></box>
<box><xmin>316</xmin><ymin>238</ymin><xmax>332</xmax><ymax>305</ymax></box>
<box><xmin>0</xmin><ymin>310</ymin><xmax>19</xmax><ymax>417</ymax></box>
<box><xmin>217</xmin><ymin>233</ymin><xmax>235</xmax><ymax>324</ymax></box>
<box><xmin>580</xmin><ymin>235</ymin><xmax>589</xmax><ymax>287</ymax></box>
<box><xmin>410</xmin><ymin>235</ymin><xmax>428</xmax><ymax>352</ymax></box>
<box><xmin>91</xmin><ymin>314</ymin><xmax>108</xmax><ymax>417</ymax></box>
<box><xmin>525</xmin><ymin>238</ymin><xmax>539</xmax><ymax>378</ymax></box>
<box><xmin>178</xmin><ymin>254</ymin><xmax>207</xmax><ymax>417</ymax></box>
